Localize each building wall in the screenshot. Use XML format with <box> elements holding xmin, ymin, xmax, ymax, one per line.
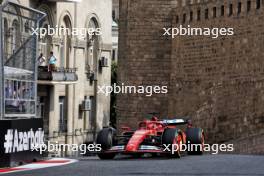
<box><xmin>117</xmin><ymin>0</ymin><xmax>178</xmax><ymax>128</ymax></box>
<box><xmin>112</xmin><ymin>21</ymin><xmax>118</xmax><ymax>62</ymax></box>
<box><xmin>53</xmin><ymin>0</ymin><xmax>112</xmax><ymax>150</ymax></box>
<box><xmin>112</xmin><ymin>0</ymin><xmax>119</xmax><ymax>21</ymax></box>
<box><xmin>169</xmin><ymin>0</ymin><xmax>264</xmax><ymax>154</ymax></box>
<box><xmin>6</xmin><ymin>0</ymin><xmax>112</xmax><ymax>156</ymax></box>
<box><xmin>112</xmin><ymin>0</ymin><xmax>119</xmax><ymax>62</ymax></box>
<box><xmin>118</xmin><ymin>0</ymin><xmax>264</xmax><ymax>154</ymax></box>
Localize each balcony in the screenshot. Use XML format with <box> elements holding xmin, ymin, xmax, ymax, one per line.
<box><xmin>47</xmin><ymin>0</ymin><xmax>82</xmax><ymax>2</ymax></box>
<box><xmin>38</xmin><ymin>66</ymin><xmax>78</xmax><ymax>85</ymax></box>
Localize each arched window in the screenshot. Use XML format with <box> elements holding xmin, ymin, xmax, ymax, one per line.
<box><xmin>39</xmin><ymin>24</ymin><xmax>52</xmax><ymax>65</ymax></box>
<box><xmin>3</xmin><ymin>18</ymin><xmax>8</xmax><ymax>61</ymax></box>
<box><xmin>11</xmin><ymin>20</ymin><xmax>20</xmax><ymax>53</ymax></box>
<box><xmin>86</xmin><ymin>17</ymin><xmax>100</xmax><ymax>72</ymax></box>
<box><xmin>38</xmin><ymin>5</ymin><xmax>54</xmax><ymax>66</ymax></box>
<box><xmin>24</xmin><ymin>21</ymin><xmax>29</xmax><ymax>33</ymax></box>
<box><xmin>60</xmin><ymin>16</ymin><xmax>72</xmax><ymax>68</ymax></box>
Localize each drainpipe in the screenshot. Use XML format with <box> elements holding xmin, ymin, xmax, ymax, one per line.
<box><xmin>71</xmin><ymin>1</ymin><xmax>77</xmax><ymax>155</ymax></box>
<box><xmin>93</xmin><ymin>63</ymin><xmax>98</xmax><ymax>142</ymax></box>
<box><xmin>0</xmin><ymin>4</ymin><xmax>3</xmax><ymax>119</ymax></box>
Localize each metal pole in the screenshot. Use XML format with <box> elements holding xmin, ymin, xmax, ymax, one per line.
<box><xmin>35</xmin><ymin>14</ymin><xmax>47</xmax><ymax>119</ymax></box>
<box><xmin>0</xmin><ymin>4</ymin><xmax>3</xmax><ymax>120</ymax></box>
<box><xmin>33</xmin><ymin>20</ymin><xmax>38</xmax><ymax>118</ymax></box>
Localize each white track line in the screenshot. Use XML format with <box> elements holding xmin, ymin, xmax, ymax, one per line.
<box><xmin>0</xmin><ymin>158</ymin><xmax>78</xmax><ymax>174</ymax></box>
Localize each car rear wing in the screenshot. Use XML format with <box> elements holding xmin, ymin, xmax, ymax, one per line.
<box><xmin>161</xmin><ymin>119</ymin><xmax>191</xmax><ymax>125</ymax></box>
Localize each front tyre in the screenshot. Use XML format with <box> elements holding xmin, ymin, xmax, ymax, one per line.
<box><xmin>96</xmin><ymin>128</ymin><xmax>116</xmax><ymax>159</ymax></box>
<box><xmin>162</xmin><ymin>128</ymin><xmax>182</xmax><ymax>158</ymax></box>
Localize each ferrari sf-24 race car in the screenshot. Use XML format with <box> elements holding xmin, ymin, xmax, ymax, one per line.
<box><xmin>96</xmin><ymin>114</ymin><xmax>205</xmax><ymax>159</ymax></box>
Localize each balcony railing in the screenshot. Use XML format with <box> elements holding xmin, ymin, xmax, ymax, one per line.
<box><xmin>38</xmin><ymin>66</ymin><xmax>78</xmax><ymax>82</ymax></box>
<box><xmin>47</xmin><ymin>0</ymin><xmax>82</xmax><ymax>2</ymax></box>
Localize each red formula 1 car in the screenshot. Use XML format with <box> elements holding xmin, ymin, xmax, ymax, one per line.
<box><xmin>96</xmin><ymin>114</ymin><xmax>204</xmax><ymax>159</ymax></box>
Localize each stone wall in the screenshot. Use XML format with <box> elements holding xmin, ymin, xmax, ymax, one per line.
<box><xmin>117</xmin><ymin>0</ymin><xmax>178</xmax><ymax>128</ymax></box>
<box><xmin>118</xmin><ymin>0</ymin><xmax>264</xmax><ymax>153</ymax></box>
<box><xmin>169</xmin><ymin>0</ymin><xmax>264</xmax><ymax>152</ymax></box>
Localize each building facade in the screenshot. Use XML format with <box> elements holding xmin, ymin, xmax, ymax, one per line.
<box><xmin>0</xmin><ymin>1</ymin><xmax>46</xmax><ymax>166</ymax></box>
<box><xmin>2</xmin><ymin>0</ymin><xmax>112</xmax><ymax>156</ymax></box>
<box><xmin>118</xmin><ymin>0</ymin><xmax>264</xmax><ymax>154</ymax></box>
<box><xmin>112</xmin><ymin>0</ymin><xmax>118</xmax><ymax>63</ymax></box>
<box><xmin>112</xmin><ymin>0</ymin><xmax>119</xmax><ymax>22</ymax></box>
<box><xmin>112</xmin><ymin>20</ymin><xmax>118</xmax><ymax>62</ymax></box>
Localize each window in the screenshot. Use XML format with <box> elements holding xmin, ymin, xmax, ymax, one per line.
<box><xmin>11</xmin><ymin>20</ymin><xmax>20</xmax><ymax>53</ymax></box>
<box><xmin>221</xmin><ymin>5</ymin><xmax>225</xmax><ymax>16</ymax></box>
<box><xmin>4</xmin><ymin>79</ymin><xmax>36</xmax><ymax>118</ymax></box>
<box><xmin>89</xmin><ymin>96</ymin><xmax>95</xmax><ymax>125</ymax></box>
<box><xmin>213</xmin><ymin>7</ymin><xmax>217</xmax><ymax>18</ymax></box>
<box><xmin>87</xmin><ymin>18</ymin><xmax>99</xmax><ymax>73</ymax></box>
<box><xmin>197</xmin><ymin>9</ymin><xmax>201</xmax><ymax>21</ymax></box>
<box><xmin>59</xmin><ymin>96</ymin><xmax>67</xmax><ymax>132</ymax></box>
<box><xmin>229</xmin><ymin>4</ymin><xmax>233</xmax><ymax>16</ymax></box>
<box><xmin>3</xmin><ymin>18</ymin><xmax>8</xmax><ymax>60</ymax></box>
<box><xmin>37</xmin><ymin>96</ymin><xmax>45</xmax><ymax>118</ymax></box>
<box><xmin>60</xmin><ymin>33</ymin><xmax>65</xmax><ymax>67</ymax></box>
<box><xmin>24</xmin><ymin>21</ymin><xmax>29</xmax><ymax>33</ymax></box>
<box><xmin>238</xmin><ymin>2</ymin><xmax>242</xmax><ymax>15</ymax></box>
<box><xmin>247</xmin><ymin>1</ymin><xmax>251</xmax><ymax>12</ymax></box>
<box><xmin>112</xmin><ymin>10</ymin><xmax>116</xmax><ymax>20</ymax></box>
<box><xmin>112</xmin><ymin>49</ymin><xmax>116</xmax><ymax>61</ymax></box>
<box><xmin>182</xmin><ymin>13</ymin><xmax>186</xmax><ymax>23</ymax></box>
<box><xmin>190</xmin><ymin>11</ymin><xmax>193</xmax><ymax>22</ymax></box>
<box><xmin>256</xmin><ymin>0</ymin><xmax>261</xmax><ymax>9</ymax></box>
<box><xmin>39</xmin><ymin>24</ymin><xmax>52</xmax><ymax>61</ymax></box>
<box><xmin>205</xmin><ymin>9</ymin><xmax>209</xmax><ymax>19</ymax></box>
<box><xmin>60</xmin><ymin>16</ymin><xmax>72</xmax><ymax>68</ymax></box>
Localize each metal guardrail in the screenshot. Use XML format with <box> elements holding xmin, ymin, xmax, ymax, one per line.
<box><xmin>38</xmin><ymin>66</ymin><xmax>78</xmax><ymax>81</ymax></box>
<box><xmin>0</xmin><ymin>1</ymin><xmax>46</xmax><ymax>119</ymax></box>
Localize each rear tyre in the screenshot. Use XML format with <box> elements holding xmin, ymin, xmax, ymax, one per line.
<box><xmin>186</xmin><ymin>128</ymin><xmax>204</xmax><ymax>155</ymax></box>
<box><xmin>96</xmin><ymin>128</ymin><xmax>116</xmax><ymax>159</ymax></box>
<box><xmin>162</xmin><ymin>128</ymin><xmax>182</xmax><ymax>158</ymax></box>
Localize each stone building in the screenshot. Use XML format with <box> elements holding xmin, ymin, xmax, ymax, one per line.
<box><xmin>117</xmin><ymin>0</ymin><xmax>264</xmax><ymax>154</ymax></box>
<box><xmin>112</xmin><ymin>20</ymin><xmax>118</xmax><ymax>62</ymax></box>
<box><xmin>112</xmin><ymin>0</ymin><xmax>119</xmax><ymax>22</ymax></box>
<box><xmin>112</xmin><ymin>0</ymin><xmax>118</xmax><ymax>63</ymax></box>
<box><xmin>2</xmin><ymin>0</ymin><xmax>112</xmax><ymax>156</ymax></box>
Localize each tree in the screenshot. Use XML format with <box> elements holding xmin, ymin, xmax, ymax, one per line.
<box><xmin>110</xmin><ymin>61</ymin><xmax>117</xmax><ymax>128</ymax></box>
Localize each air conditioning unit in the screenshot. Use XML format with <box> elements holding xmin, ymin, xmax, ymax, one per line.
<box><xmin>99</xmin><ymin>57</ymin><xmax>108</xmax><ymax>67</ymax></box>
<box><xmin>81</xmin><ymin>99</ymin><xmax>91</xmax><ymax>111</ymax></box>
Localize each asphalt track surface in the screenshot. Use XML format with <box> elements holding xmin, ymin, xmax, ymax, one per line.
<box><xmin>4</xmin><ymin>154</ymin><xmax>264</xmax><ymax>176</ymax></box>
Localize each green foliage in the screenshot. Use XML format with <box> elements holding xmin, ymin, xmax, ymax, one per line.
<box><xmin>111</xmin><ymin>61</ymin><xmax>117</xmax><ymax>84</ymax></box>
<box><xmin>110</xmin><ymin>61</ymin><xmax>118</xmax><ymax>128</ymax></box>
